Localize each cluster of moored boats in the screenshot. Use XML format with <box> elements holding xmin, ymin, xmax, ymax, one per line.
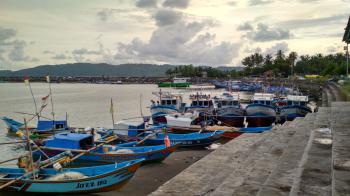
<box><xmin>150</xmin><ymin>85</ymin><xmax>314</xmax><ymax>136</ymax></box>
<box><xmin>0</xmin><ymin>79</ymin><xmax>314</xmax><ymax>194</ymax></box>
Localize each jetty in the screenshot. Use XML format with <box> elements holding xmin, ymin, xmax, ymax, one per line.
<box><xmin>151</xmin><ymin>84</ymin><xmax>350</xmax><ymax>196</ymax></box>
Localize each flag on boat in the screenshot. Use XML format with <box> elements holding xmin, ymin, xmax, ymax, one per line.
<box><xmin>42</xmin><ymin>94</ymin><xmax>49</xmax><ymax>101</ymax></box>
<box><xmin>24</xmin><ymin>76</ymin><xmax>30</xmax><ymax>85</ymax></box>
<box><xmin>40</xmin><ymin>94</ymin><xmax>50</xmax><ymax>110</ymax></box>
<box><xmin>164</xmin><ymin>134</ymin><xmax>171</xmax><ymax>147</ymax></box>
<box><xmin>46</xmin><ymin>75</ymin><xmax>50</xmax><ymax>83</ymax></box>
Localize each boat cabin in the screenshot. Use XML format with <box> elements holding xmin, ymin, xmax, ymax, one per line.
<box><xmin>173</xmin><ymin>77</ymin><xmax>189</xmax><ymax>84</ymax></box>
<box><xmin>44</xmin><ymin>133</ymin><xmax>94</xmax><ymax>150</ymax></box>
<box><xmin>213</xmin><ymin>93</ymin><xmax>240</xmax><ymax>109</ymax></box>
<box><xmin>252</xmin><ymin>93</ymin><xmax>274</xmax><ymax>106</ymax></box>
<box><xmin>151</xmin><ymin>91</ymin><xmax>184</xmax><ymax>110</ymax></box>
<box><xmin>190</xmin><ymin>99</ymin><xmax>213</xmax><ymax>107</ymax></box>
<box><xmin>286</xmin><ymin>95</ymin><xmax>308</xmax><ymax>106</ymax></box>
<box><xmin>113</xmin><ymin>120</ymin><xmax>145</xmax><ymax>137</ymax></box>
<box><xmin>37</xmin><ymin>120</ymin><xmax>69</xmax><ymax>132</ymax></box>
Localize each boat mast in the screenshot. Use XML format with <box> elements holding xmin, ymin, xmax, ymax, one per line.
<box><xmin>25</xmin><ymin>77</ymin><xmax>39</xmax><ymax>121</ymax></box>
<box><xmin>110</xmin><ymin>98</ymin><xmax>115</xmax><ymax>127</ymax></box>
<box><xmin>46</xmin><ymin>75</ymin><xmax>55</xmax><ymax>122</ymax></box>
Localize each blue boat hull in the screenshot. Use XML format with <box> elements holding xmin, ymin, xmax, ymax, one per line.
<box><xmin>0</xmin><ymin>159</ymin><xmax>143</xmax><ymax>193</ymax></box>
<box><xmin>142</xmin><ymin>132</ymin><xmax>224</xmax><ymax>148</ymax></box>
<box><xmin>34</xmin><ymin>144</ymin><xmax>178</xmax><ymax>163</ymax></box>
<box><xmin>279</xmin><ymin>105</ymin><xmax>312</xmax><ymax>122</ymax></box>
<box><xmin>239</xmin><ymin>126</ymin><xmax>272</xmax><ymax>133</ymax></box>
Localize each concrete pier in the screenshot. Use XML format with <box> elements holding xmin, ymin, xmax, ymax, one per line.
<box><xmin>151</xmin><ymin>102</ymin><xmax>350</xmax><ymax>196</ymax></box>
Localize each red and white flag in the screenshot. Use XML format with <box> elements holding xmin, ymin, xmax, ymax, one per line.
<box><xmin>42</xmin><ymin>94</ymin><xmax>49</xmax><ymax>101</ymax></box>
<box><xmin>24</xmin><ymin>76</ymin><xmax>30</xmax><ymax>86</ymax></box>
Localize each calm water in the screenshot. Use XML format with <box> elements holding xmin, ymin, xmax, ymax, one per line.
<box><xmin>0</xmin><ymin>83</ymin><xmax>158</xmax><ymax>162</ymax></box>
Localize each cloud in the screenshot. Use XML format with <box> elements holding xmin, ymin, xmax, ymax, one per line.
<box><xmin>237</xmin><ymin>22</ymin><xmax>254</xmax><ymax>31</ymax></box>
<box><xmin>278</xmin><ymin>14</ymin><xmax>347</xmax><ymax>29</ymax></box>
<box><xmin>246</xmin><ymin>23</ymin><xmax>292</xmax><ymax>42</ymax></box>
<box><xmin>298</xmin><ymin>0</ymin><xmax>320</xmax><ymax>3</ymax></box>
<box><xmin>227</xmin><ymin>1</ymin><xmax>237</xmax><ymax>6</ymax></box>
<box><xmin>162</xmin><ymin>0</ymin><xmax>190</xmax><ymax>9</ymax></box>
<box><xmin>249</xmin><ymin>0</ymin><xmax>273</xmax><ymax>6</ymax></box>
<box><xmin>264</xmin><ymin>42</ymin><xmax>289</xmax><ymax>55</ymax></box>
<box><xmin>154</xmin><ymin>9</ymin><xmax>183</xmax><ymax>26</ymax></box>
<box><xmin>52</xmin><ymin>53</ymin><xmax>71</xmax><ymax>60</ymax></box>
<box><xmin>136</xmin><ymin>0</ymin><xmax>158</xmax><ymax>8</ymax></box>
<box><xmin>0</xmin><ymin>27</ymin><xmax>16</xmax><ymax>44</ymax></box>
<box><xmin>116</xmin><ymin>12</ymin><xmax>241</xmax><ymax>65</ymax></box>
<box><xmin>244</xmin><ymin>47</ymin><xmax>262</xmax><ymax>53</ymax></box>
<box><xmin>43</xmin><ymin>50</ymin><xmax>55</xmax><ymax>54</ymax></box>
<box><xmin>8</xmin><ymin>40</ymin><xmax>38</xmax><ymax>62</ymax></box>
<box><xmin>72</xmin><ymin>48</ymin><xmax>102</xmax><ymax>55</ymax></box>
<box><xmin>96</xmin><ymin>9</ymin><xmax>113</xmax><ymax>22</ymax></box>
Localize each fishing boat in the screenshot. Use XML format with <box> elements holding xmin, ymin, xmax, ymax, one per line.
<box><xmin>35</xmin><ymin>132</ymin><xmax>178</xmax><ymax>163</ymax></box>
<box><xmin>212</xmin><ymin>92</ymin><xmax>246</xmax><ymax>127</ymax></box>
<box><xmin>150</xmin><ymin>91</ymin><xmax>185</xmax><ymax>124</ymax></box>
<box><xmin>239</xmin><ymin>126</ymin><xmax>272</xmax><ymax>133</ymax></box>
<box><xmin>184</xmin><ymin>92</ymin><xmax>214</xmax><ymax>125</ymax></box>
<box><xmin>0</xmin><ymin>159</ymin><xmax>143</xmax><ymax>193</ymax></box>
<box><xmin>0</xmin><ymin>117</ymin><xmax>144</xmax><ymax>194</ymax></box>
<box><xmin>157</xmin><ymin>77</ymin><xmax>191</xmax><ymax>88</ymax></box>
<box><xmin>245</xmin><ymin>93</ymin><xmax>276</xmax><ymax>127</ymax></box>
<box><xmin>140</xmin><ymin>130</ymin><xmax>224</xmax><ymax>148</ymax></box>
<box><xmin>165</xmin><ymin>113</ymin><xmax>242</xmax><ymax>139</ymax></box>
<box><xmin>1</xmin><ymin>117</ymin><xmax>70</xmax><ymax>136</ymax></box>
<box><xmin>279</xmin><ymin>95</ymin><xmax>312</xmax><ymax>122</ymax></box>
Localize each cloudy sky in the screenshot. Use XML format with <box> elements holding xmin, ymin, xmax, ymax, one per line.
<box><xmin>0</xmin><ymin>0</ymin><xmax>349</xmax><ymax>70</ymax></box>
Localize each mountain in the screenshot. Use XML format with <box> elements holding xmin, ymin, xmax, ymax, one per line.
<box><xmin>0</xmin><ymin>63</ymin><xmax>244</xmax><ymax>77</ymax></box>
<box><xmin>0</xmin><ymin>63</ymin><xmax>174</xmax><ymax>77</ymax></box>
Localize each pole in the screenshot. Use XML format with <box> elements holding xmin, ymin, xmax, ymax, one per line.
<box><xmin>28</xmin><ymin>83</ymin><xmax>39</xmax><ymax>121</ymax></box>
<box><xmin>139</xmin><ymin>94</ymin><xmax>143</xmax><ymax>117</ymax></box>
<box><xmin>24</xmin><ymin>118</ymin><xmax>35</xmax><ymax>179</ymax></box>
<box><xmin>48</xmin><ymin>76</ymin><xmax>55</xmax><ymax>122</ymax></box>
<box><xmin>110</xmin><ymin>98</ymin><xmax>115</xmax><ymax>127</ymax></box>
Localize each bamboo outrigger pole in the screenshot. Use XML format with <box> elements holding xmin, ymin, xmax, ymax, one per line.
<box><xmin>46</xmin><ymin>75</ymin><xmax>55</xmax><ymax>122</ymax></box>
<box><xmin>24</xmin><ymin>77</ymin><xmax>39</xmax><ymax>121</ymax></box>
<box><xmin>110</xmin><ymin>98</ymin><xmax>115</xmax><ymax>127</ymax></box>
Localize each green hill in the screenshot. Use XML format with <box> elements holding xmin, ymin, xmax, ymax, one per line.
<box><xmin>0</xmin><ymin>63</ymin><xmax>174</xmax><ymax>77</ymax></box>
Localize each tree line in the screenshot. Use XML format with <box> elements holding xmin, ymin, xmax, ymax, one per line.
<box><xmin>165</xmin><ymin>50</ymin><xmax>348</xmax><ymax>78</ymax></box>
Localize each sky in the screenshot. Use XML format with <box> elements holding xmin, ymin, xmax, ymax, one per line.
<box><xmin>0</xmin><ymin>0</ymin><xmax>349</xmax><ymax>70</ymax></box>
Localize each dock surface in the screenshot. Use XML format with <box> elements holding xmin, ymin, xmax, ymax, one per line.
<box><xmin>151</xmin><ymin>102</ymin><xmax>350</xmax><ymax>196</ymax></box>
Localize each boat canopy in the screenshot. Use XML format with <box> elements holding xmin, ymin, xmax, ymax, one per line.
<box><xmin>113</xmin><ymin>120</ymin><xmax>145</xmax><ymax>137</ymax></box>
<box><xmin>37</xmin><ymin>120</ymin><xmax>68</xmax><ymax>131</ymax></box>
<box><xmin>286</xmin><ymin>95</ymin><xmax>308</xmax><ymax>102</ymax></box>
<box><xmin>45</xmin><ymin>133</ymin><xmax>93</xmax><ymax>149</ymax></box>
<box><xmin>286</xmin><ymin>95</ymin><xmax>308</xmax><ymax>106</ymax></box>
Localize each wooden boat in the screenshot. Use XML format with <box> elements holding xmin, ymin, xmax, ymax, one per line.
<box><xmin>140</xmin><ymin>131</ymin><xmax>224</xmax><ymax>147</ymax></box>
<box><xmin>1</xmin><ymin>117</ymin><xmax>70</xmax><ymax>136</ymax></box>
<box><xmin>157</xmin><ymin>78</ymin><xmax>191</xmax><ymax>88</ymax></box>
<box><xmin>245</xmin><ymin>93</ymin><xmax>276</xmax><ymax>127</ymax></box>
<box><xmin>239</xmin><ymin>126</ymin><xmax>272</xmax><ymax>133</ymax></box>
<box><xmin>279</xmin><ymin>95</ymin><xmax>312</xmax><ymax>122</ymax></box>
<box><xmin>1</xmin><ymin>117</ymin><xmax>35</xmax><ymax>134</ymax></box>
<box><xmin>167</xmin><ymin>122</ymin><xmax>243</xmax><ymax>139</ymax></box>
<box><xmin>0</xmin><ymin>159</ymin><xmax>143</xmax><ymax>193</ymax></box>
<box><xmin>212</xmin><ymin>92</ymin><xmax>246</xmax><ymax>127</ymax></box>
<box><xmin>35</xmin><ymin>132</ymin><xmax>178</xmax><ymax>163</ymax></box>
<box><xmin>150</xmin><ymin>91</ymin><xmax>184</xmax><ymax>124</ymax></box>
